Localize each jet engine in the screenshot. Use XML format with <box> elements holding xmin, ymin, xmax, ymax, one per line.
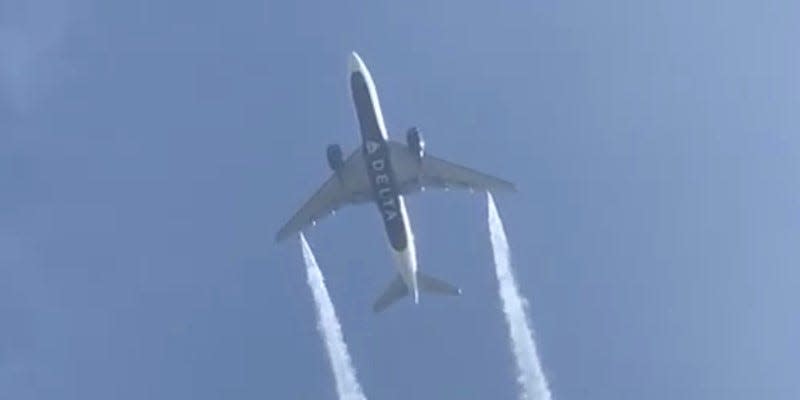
<box><xmin>327</xmin><ymin>144</ymin><xmax>344</xmax><ymax>171</ymax></box>
<box><xmin>406</xmin><ymin>127</ymin><xmax>425</xmax><ymax>161</ymax></box>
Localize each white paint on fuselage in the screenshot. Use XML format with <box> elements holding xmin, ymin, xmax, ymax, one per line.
<box><xmin>349</xmin><ymin>51</ymin><xmax>418</xmax><ymax>302</ymax></box>
<box><xmin>391</xmin><ymin>195</ymin><xmax>419</xmax><ymax>303</ymax></box>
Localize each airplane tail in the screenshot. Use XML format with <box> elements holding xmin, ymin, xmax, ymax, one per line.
<box><xmin>372</xmin><ymin>272</ymin><xmax>461</xmax><ymax>313</ymax></box>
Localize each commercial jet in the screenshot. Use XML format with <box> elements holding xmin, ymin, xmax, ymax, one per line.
<box><xmin>276</xmin><ymin>52</ymin><xmax>515</xmax><ymax>312</ymax></box>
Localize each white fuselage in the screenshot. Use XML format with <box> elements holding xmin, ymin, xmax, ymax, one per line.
<box><xmin>348</xmin><ymin>52</ymin><xmax>419</xmax><ymax>303</ymax></box>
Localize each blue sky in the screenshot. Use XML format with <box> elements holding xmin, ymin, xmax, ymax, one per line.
<box><xmin>2</xmin><ymin>0</ymin><xmax>799</xmax><ymax>399</ymax></box>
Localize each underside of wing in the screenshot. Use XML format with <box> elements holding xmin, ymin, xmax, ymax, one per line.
<box><xmin>388</xmin><ymin>141</ymin><xmax>516</xmax><ymax>195</ymax></box>
<box><xmin>275</xmin><ymin>149</ymin><xmax>372</xmax><ymax>242</ymax></box>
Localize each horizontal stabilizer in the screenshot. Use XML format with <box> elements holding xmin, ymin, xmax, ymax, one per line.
<box><xmin>373</xmin><ymin>275</ymin><xmax>408</xmax><ymax>313</ymax></box>
<box><xmin>373</xmin><ymin>272</ymin><xmax>461</xmax><ymax>313</ymax></box>
<box><xmin>418</xmin><ymin>272</ymin><xmax>461</xmax><ymax>296</ymax></box>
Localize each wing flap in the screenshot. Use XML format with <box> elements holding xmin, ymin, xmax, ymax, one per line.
<box><xmin>388</xmin><ymin>141</ymin><xmax>516</xmax><ymax>195</ymax></box>
<box><xmin>275</xmin><ymin>149</ymin><xmax>371</xmax><ymax>241</ymax></box>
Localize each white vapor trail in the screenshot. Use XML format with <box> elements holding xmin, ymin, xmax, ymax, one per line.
<box><xmin>487</xmin><ymin>193</ymin><xmax>552</xmax><ymax>400</ymax></box>
<box><xmin>299</xmin><ymin>233</ymin><xmax>367</xmax><ymax>400</ymax></box>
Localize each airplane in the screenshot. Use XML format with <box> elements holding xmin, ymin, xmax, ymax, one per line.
<box><xmin>276</xmin><ymin>52</ymin><xmax>516</xmax><ymax>312</ymax></box>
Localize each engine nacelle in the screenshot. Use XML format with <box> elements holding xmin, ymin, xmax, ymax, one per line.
<box><xmin>406</xmin><ymin>127</ymin><xmax>425</xmax><ymax>161</ymax></box>
<box><xmin>327</xmin><ymin>144</ymin><xmax>344</xmax><ymax>171</ymax></box>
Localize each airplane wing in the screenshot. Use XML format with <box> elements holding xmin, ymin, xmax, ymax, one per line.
<box><xmin>387</xmin><ymin>141</ymin><xmax>516</xmax><ymax>195</ymax></box>
<box><xmin>275</xmin><ymin>149</ymin><xmax>372</xmax><ymax>242</ymax></box>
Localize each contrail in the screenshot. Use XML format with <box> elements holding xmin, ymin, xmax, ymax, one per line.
<box><xmin>299</xmin><ymin>233</ymin><xmax>367</xmax><ymax>400</ymax></box>
<box><xmin>487</xmin><ymin>193</ymin><xmax>552</xmax><ymax>400</ymax></box>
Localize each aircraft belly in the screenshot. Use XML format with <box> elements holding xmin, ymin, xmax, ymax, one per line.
<box><xmin>363</xmin><ymin>140</ymin><xmax>408</xmax><ymax>252</ymax></box>
<box><xmin>351</xmin><ymin>69</ymin><xmax>409</xmax><ymax>252</ymax></box>
<box><xmin>350</xmin><ymin>71</ymin><xmax>387</xmax><ymax>143</ymax></box>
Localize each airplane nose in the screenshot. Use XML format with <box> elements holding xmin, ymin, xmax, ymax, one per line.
<box><xmin>348</xmin><ymin>51</ymin><xmax>364</xmax><ymax>74</ymax></box>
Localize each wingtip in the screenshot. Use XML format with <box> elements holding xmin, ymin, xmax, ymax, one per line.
<box><xmin>486</xmin><ymin>183</ymin><xmax>517</xmax><ymax>196</ymax></box>
<box><xmin>501</xmin><ymin>178</ymin><xmax>518</xmax><ymax>193</ymax></box>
